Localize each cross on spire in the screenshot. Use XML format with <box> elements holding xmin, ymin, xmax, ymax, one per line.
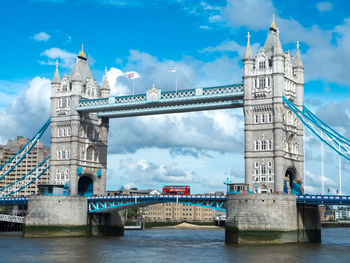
<box><xmin>247</xmin><ymin>32</ymin><xmax>251</xmax><ymax>41</ymax></box>
<box><xmin>296</xmin><ymin>41</ymin><xmax>300</xmax><ymax>49</ymax></box>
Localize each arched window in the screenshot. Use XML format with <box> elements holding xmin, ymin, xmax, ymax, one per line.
<box><xmin>86</xmin><ymin>146</ymin><xmax>94</xmax><ymax>161</ymax></box>
<box><xmin>268</xmin><ymin>113</ymin><xmax>272</xmax><ymax>122</ymax></box>
<box><xmin>259</xmin><ymin>61</ymin><xmax>266</xmax><ymax>69</ymax></box>
<box><xmin>87</xmin><ymin>126</ymin><xmax>93</xmax><ymax>138</ymax></box>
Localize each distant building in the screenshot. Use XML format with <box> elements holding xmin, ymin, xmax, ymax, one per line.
<box><xmin>319</xmin><ymin>205</ymin><xmax>335</xmax><ymax>222</ymax></box>
<box><xmin>335</xmin><ymin>207</ymin><xmax>350</xmax><ymax>221</ymax></box>
<box><xmin>142</xmin><ymin>202</ymin><xmax>217</xmax><ymax>222</ymax></box>
<box><xmin>0</xmin><ymin>136</ymin><xmax>50</xmax><ymax>197</ymax></box>
<box><xmin>111</xmin><ymin>187</ymin><xmax>218</xmax><ymax>222</ymax></box>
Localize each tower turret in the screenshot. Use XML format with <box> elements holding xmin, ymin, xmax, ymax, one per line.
<box><xmin>293</xmin><ymin>41</ymin><xmax>304</xmax><ymax>83</ymax></box>
<box><xmin>52</xmin><ymin>60</ymin><xmax>60</xmax><ymax>84</ymax></box>
<box><xmin>100</xmin><ymin>67</ymin><xmax>111</xmax><ymax>98</ymax></box>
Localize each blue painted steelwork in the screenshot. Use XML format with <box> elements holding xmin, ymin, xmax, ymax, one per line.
<box><xmin>87</xmin><ymin>195</ymin><xmax>227</xmax><ymax>213</ymax></box>
<box><xmin>297</xmin><ymin>195</ymin><xmax>350</xmax><ymax>205</ymax></box>
<box><xmin>284</xmin><ymin>96</ymin><xmax>350</xmax><ymax>161</ymax></box>
<box><xmin>0</xmin><ymin>156</ymin><xmax>50</xmax><ymax>193</ymax></box>
<box><xmin>0</xmin><ymin>197</ymin><xmax>28</xmax><ymax>205</ymax></box>
<box><xmin>0</xmin><ymin>119</ymin><xmax>50</xmax><ymax>181</ymax></box>
<box><xmin>76</xmin><ymin>84</ymin><xmax>243</xmax><ymax>118</ymax></box>
<box><xmin>98</xmin><ymin>100</ymin><xmax>243</xmax><ymax>118</ymax></box>
<box><xmin>4</xmin><ymin>165</ymin><xmax>50</xmax><ymax>196</ymax></box>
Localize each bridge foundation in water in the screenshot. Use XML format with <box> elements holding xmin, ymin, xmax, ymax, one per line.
<box><xmin>23</xmin><ymin>196</ymin><xmax>124</xmax><ymax>237</ymax></box>
<box><xmin>225</xmin><ymin>193</ymin><xmax>321</xmax><ymax>244</ymax></box>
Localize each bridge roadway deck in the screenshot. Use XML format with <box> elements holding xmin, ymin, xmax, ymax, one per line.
<box><xmin>76</xmin><ymin>84</ymin><xmax>244</xmax><ymax>118</ymax></box>
<box><xmin>87</xmin><ymin>194</ymin><xmax>227</xmax><ymax>213</ymax></box>
<box><xmin>1</xmin><ymin>194</ymin><xmax>350</xmax><ymax>213</ymax></box>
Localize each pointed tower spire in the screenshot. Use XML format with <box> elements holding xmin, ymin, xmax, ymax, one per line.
<box><xmin>52</xmin><ymin>60</ymin><xmax>60</xmax><ymax>84</ymax></box>
<box><xmin>273</xmin><ymin>28</ymin><xmax>284</xmax><ymax>56</ymax></box>
<box><xmin>102</xmin><ymin>67</ymin><xmax>110</xmax><ymax>90</ymax></box>
<box><xmin>243</xmin><ymin>32</ymin><xmax>254</xmax><ymax>61</ymax></box>
<box><xmin>78</xmin><ymin>44</ymin><xmax>87</xmax><ymax>60</ymax></box>
<box><xmin>293</xmin><ymin>41</ymin><xmax>303</xmax><ymax>68</ymax></box>
<box><xmin>71</xmin><ymin>58</ymin><xmax>82</xmax><ymax>82</ymax></box>
<box><xmin>270</xmin><ymin>14</ymin><xmax>277</xmax><ymax>32</ymax></box>
<box><xmin>100</xmin><ymin>67</ymin><xmax>111</xmax><ymax>98</ymax></box>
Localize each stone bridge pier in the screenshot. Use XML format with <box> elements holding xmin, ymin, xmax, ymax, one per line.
<box><xmin>23</xmin><ymin>196</ymin><xmax>124</xmax><ymax>237</ymax></box>
<box><xmin>225</xmin><ymin>194</ymin><xmax>320</xmax><ymax>244</ymax></box>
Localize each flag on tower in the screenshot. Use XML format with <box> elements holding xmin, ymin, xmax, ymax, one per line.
<box><xmin>169</xmin><ymin>67</ymin><xmax>176</xmax><ymax>73</ymax></box>
<box><xmin>126</xmin><ymin>72</ymin><xmax>135</xmax><ymax>79</ymax></box>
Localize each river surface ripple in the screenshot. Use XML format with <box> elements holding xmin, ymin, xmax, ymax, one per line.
<box><xmin>0</xmin><ymin>228</ymin><xmax>349</xmax><ymax>263</ymax></box>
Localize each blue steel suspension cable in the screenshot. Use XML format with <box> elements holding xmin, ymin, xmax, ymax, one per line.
<box><xmin>283</xmin><ymin>96</ymin><xmax>350</xmax><ymax>161</ymax></box>
<box><xmin>4</xmin><ymin>164</ymin><xmax>50</xmax><ymax>196</ymax></box>
<box><xmin>0</xmin><ymin>156</ymin><xmax>50</xmax><ymax>192</ymax></box>
<box><xmin>303</xmin><ymin>106</ymin><xmax>350</xmax><ymax>145</ymax></box>
<box><xmin>0</xmin><ymin>118</ymin><xmax>50</xmax><ymax>181</ymax></box>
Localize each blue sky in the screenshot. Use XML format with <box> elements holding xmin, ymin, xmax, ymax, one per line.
<box><xmin>0</xmin><ymin>0</ymin><xmax>349</xmax><ymax>194</ymax></box>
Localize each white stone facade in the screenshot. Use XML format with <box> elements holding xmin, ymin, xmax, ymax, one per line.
<box><xmin>50</xmin><ymin>51</ymin><xmax>110</xmax><ymax>196</ymax></box>
<box><xmin>243</xmin><ymin>22</ymin><xmax>304</xmax><ymax>193</ymax></box>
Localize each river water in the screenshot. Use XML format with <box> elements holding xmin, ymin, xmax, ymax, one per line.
<box><xmin>0</xmin><ymin>228</ymin><xmax>349</xmax><ymax>263</ymax></box>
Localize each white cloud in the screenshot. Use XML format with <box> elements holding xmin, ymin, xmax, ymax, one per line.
<box><xmin>199</xmin><ymin>39</ymin><xmax>260</xmax><ymax>58</ymax></box>
<box><xmin>119</xmin><ymin>158</ymin><xmax>200</xmax><ymax>186</ymax></box>
<box><xmin>40</xmin><ymin>47</ymin><xmax>76</xmax><ymax>68</ymax></box>
<box><xmin>305</xmin><ymin>170</ymin><xmax>337</xmax><ymax>188</ymax></box>
<box><xmin>0</xmin><ymin>77</ymin><xmax>51</xmax><ymax>144</ymax></box>
<box><xmin>32</xmin><ymin>32</ymin><xmax>50</xmax><ymax>42</ymax></box>
<box><xmin>223</xmin><ymin>0</ymin><xmax>275</xmax><ymax>30</ymax></box>
<box><xmin>23</xmin><ymin>77</ymin><xmax>51</xmax><ymax>115</ymax></box>
<box><xmin>199</xmin><ymin>25</ymin><xmax>211</xmax><ymax>30</ymax></box>
<box><xmin>316</xmin><ymin>2</ymin><xmax>332</xmax><ymax>12</ymax></box>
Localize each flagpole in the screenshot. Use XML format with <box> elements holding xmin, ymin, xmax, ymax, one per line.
<box><xmin>175</xmin><ymin>69</ymin><xmax>178</xmax><ymax>96</ymax></box>
<box><xmin>132</xmin><ymin>78</ymin><xmax>135</xmax><ymax>97</ymax></box>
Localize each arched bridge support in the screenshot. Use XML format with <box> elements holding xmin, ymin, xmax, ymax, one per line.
<box><xmin>23</xmin><ymin>195</ymin><xmax>123</xmax><ymax>237</ymax></box>
<box><xmin>225</xmin><ymin>193</ymin><xmax>321</xmax><ymax>244</ymax></box>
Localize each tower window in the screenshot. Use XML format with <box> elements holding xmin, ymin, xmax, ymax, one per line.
<box><xmin>267</xmin><ymin>77</ymin><xmax>271</xmax><ymax>87</ymax></box>
<box><xmin>259</xmin><ymin>61</ymin><xmax>266</xmax><ymax>69</ymax></box>
<box><xmin>261</xmin><ymin>141</ymin><xmax>267</xmax><ymax>150</ymax></box>
<box><xmin>261</xmin><ymin>114</ymin><xmax>266</xmax><ymax>123</ymax></box>
<box><xmin>268</xmin><ymin>113</ymin><xmax>272</xmax><ymax>122</ymax></box>
<box><xmin>255</xmin><ymin>141</ymin><xmax>261</xmax><ymax>151</ymax></box>
<box><xmin>255</xmin><ymin>115</ymin><xmax>259</xmax><ymax>124</ymax></box>
<box><xmin>259</xmin><ymin>77</ymin><xmax>266</xmax><ymax>88</ymax></box>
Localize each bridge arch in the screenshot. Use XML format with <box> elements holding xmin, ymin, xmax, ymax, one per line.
<box><xmin>78</xmin><ymin>175</ymin><xmax>94</xmax><ymax>196</ymax></box>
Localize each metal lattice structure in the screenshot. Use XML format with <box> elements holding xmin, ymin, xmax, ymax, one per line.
<box><xmin>0</xmin><ymin>156</ymin><xmax>50</xmax><ymax>197</ymax></box>
<box><xmin>0</xmin><ymin>119</ymin><xmax>50</xmax><ymax>181</ymax></box>
<box><xmin>0</xmin><ymin>214</ymin><xmax>24</xmax><ymax>223</ymax></box>
<box><xmin>297</xmin><ymin>195</ymin><xmax>350</xmax><ymax>205</ymax></box>
<box><xmin>88</xmin><ymin>195</ymin><xmax>227</xmax><ymax>213</ymax></box>
<box><xmin>284</xmin><ymin>96</ymin><xmax>350</xmax><ymax>161</ymax></box>
<box><xmin>0</xmin><ymin>197</ymin><xmax>28</xmax><ymax>205</ymax></box>
<box><xmin>76</xmin><ymin>84</ymin><xmax>243</xmax><ymax>118</ymax></box>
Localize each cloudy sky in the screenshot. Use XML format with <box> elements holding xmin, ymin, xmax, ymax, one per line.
<box><xmin>0</xmin><ymin>0</ymin><xmax>349</xmax><ymax>194</ymax></box>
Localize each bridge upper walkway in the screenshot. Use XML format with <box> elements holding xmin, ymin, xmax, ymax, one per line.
<box><xmin>76</xmin><ymin>84</ymin><xmax>243</xmax><ymax>118</ymax></box>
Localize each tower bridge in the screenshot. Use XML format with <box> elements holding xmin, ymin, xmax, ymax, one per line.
<box><xmin>0</xmin><ymin>17</ymin><xmax>349</xmax><ymax>243</ymax></box>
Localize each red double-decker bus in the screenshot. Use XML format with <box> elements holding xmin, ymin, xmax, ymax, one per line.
<box><xmin>162</xmin><ymin>185</ymin><xmax>190</xmax><ymax>195</ymax></box>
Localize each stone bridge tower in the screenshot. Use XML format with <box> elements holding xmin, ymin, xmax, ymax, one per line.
<box><xmin>243</xmin><ymin>17</ymin><xmax>304</xmax><ymax>194</ymax></box>
<box><xmin>49</xmin><ymin>47</ymin><xmax>110</xmax><ymax>196</ymax></box>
